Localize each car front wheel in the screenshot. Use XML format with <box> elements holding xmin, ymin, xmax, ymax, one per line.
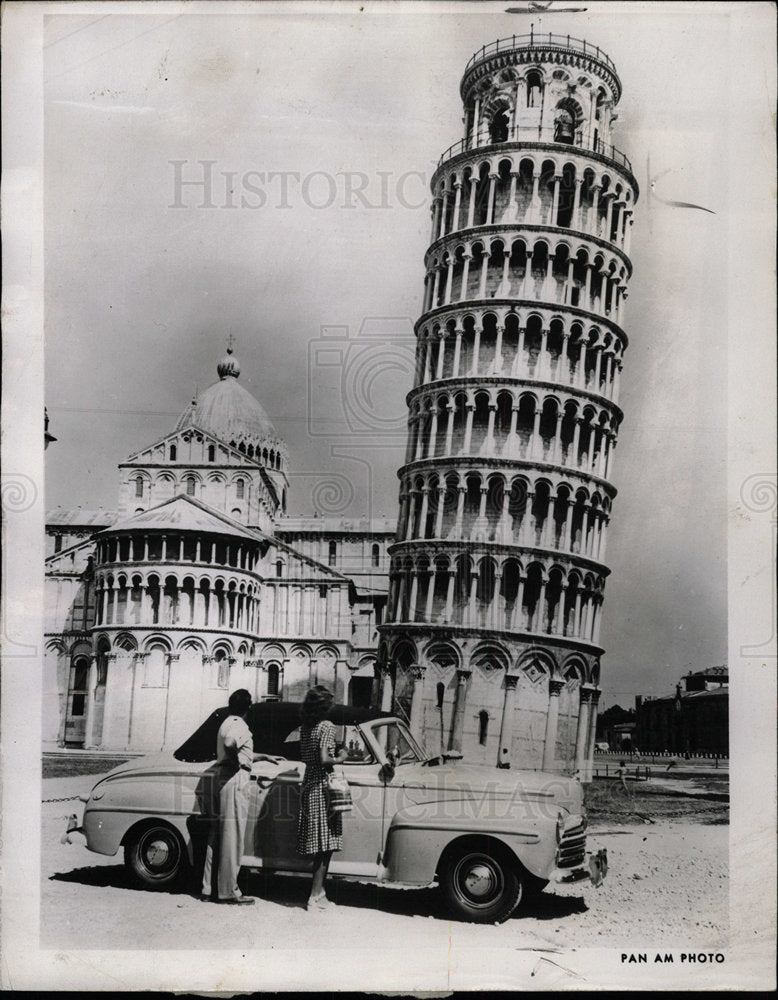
<box><xmin>440</xmin><ymin>844</ymin><xmax>523</xmax><ymax>924</ymax></box>
<box><xmin>124</xmin><ymin>823</ymin><xmax>188</xmax><ymax>888</ymax></box>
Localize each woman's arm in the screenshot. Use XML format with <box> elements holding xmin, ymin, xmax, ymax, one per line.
<box><xmin>252</xmin><ymin>752</ymin><xmax>284</xmax><ymax>763</ymax></box>
<box><xmin>319</xmin><ymin>745</ymin><xmax>348</xmax><ymax>765</ymax></box>
<box><xmin>319</xmin><ymin>723</ymin><xmax>347</xmax><ymax>765</ymax></box>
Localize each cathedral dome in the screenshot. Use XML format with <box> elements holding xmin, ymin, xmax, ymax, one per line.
<box><xmin>174</xmin><ymin>349</ymin><xmax>283</xmax><ymax>456</ymax></box>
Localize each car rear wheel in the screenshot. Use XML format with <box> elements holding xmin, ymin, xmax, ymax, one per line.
<box><xmin>124</xmin><ymin>823</ymin><xmax>188</xmax><ymax>888</ymax></box>
<box><xmin>440</xmin><ymin>844</ymin><xmax>523</xmax><ymax>924</ymax></box>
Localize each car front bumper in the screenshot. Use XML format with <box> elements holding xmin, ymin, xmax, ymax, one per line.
<box><xmin>551</xmin><ymin>848</ymin><xmax>608</xmax><ymax>888</ymax></box>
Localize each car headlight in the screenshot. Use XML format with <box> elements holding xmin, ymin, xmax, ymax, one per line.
<box><xmin>580</xmin><ymin>808</ymin><xmax>588</xmax><ymax>832</ymax></box>
<box><xmin>556</xmin><ymin>812</ymin><xmax>565</xmax><ymax>844</ymax></box>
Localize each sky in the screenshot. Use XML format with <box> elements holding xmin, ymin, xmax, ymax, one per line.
<box><xmin>41</xmin><ymin>1</ymin><xmax>760</xmax><ymax>709</ymax></box>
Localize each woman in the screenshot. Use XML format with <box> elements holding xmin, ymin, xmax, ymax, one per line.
<box><xmin>296</xmin><ymin>685</ymin><xmax>348</xmax><ymax>911</ymax></box>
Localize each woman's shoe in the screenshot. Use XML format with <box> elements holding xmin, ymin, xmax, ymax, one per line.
<box><xmin>306</xmin><ymin>893</ymin><xmax>331</xmax><ymax>911</ymax></box>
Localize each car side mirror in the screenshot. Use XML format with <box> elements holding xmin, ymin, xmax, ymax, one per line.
<box><xmin>379</xmin><ymin>762</ymin><xmax>395</xmax><ymax>784</ymax></box>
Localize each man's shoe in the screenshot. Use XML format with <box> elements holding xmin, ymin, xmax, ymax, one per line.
<box><xmin>223</xmin><ymin>895</ymin><xmax>256</xmax><ymax>905</ymax></box>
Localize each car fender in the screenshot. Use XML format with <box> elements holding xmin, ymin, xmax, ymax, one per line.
<box><xmin>384</xmin><ymin>798</ymin><xmax>559</xmax><ymax>884</ymax></box>
<box><xmin>82</xmin><ymin>768</ymin><xmax>202</xmax><ymax>861</ymax></box>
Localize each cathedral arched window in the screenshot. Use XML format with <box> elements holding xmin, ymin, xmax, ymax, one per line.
<box><xmin>267</xmin><ymin>663</ymin><xmax>280</xmax><ymax>697</ymax></box>
<box><xmin>169</xmin><ymin>444</ymin><xmax>177</xmax><ymax>461</ymax></box>
<box><xmin>236</xmin><ymin>479</ymin><xmax>245</xmax><ymax>499</ymax></box>
<box><xmin>276</xmin><ymin>560</ymin><xmax>284</xmax><ymax>578</ymax></box>
<box><xmin>185</xmin><ymin>477</ymin><xmax>196</xmax><ymax>496</ymax></box>
<box><xmin>436</xmin><ymin>682</ymin><xmax>445</xmax><ymax>708</ymax></box>
<box><xmin>372</xmin><ymin>543</ymin><xmax>380</xmax><ymax>568</ymax></box>
<box><xmin>208</xmin><ymin>445</ymin><xmax>215</xmax><ymax>462</ymax></box>
<box><xmin>328</xmin><ymin>541</ymin><xmax>337</xmax><ymax>566</ymax></box>
<box><xmin>134</xmin><ymin>477</ymin><xmax>144</xmax><ymax>498</ymax></box>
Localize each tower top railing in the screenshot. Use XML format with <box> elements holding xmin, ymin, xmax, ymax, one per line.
<box><xmin>436</xmin><ymin>127</ymin><xmax>633</xmax><ymax>175</ymax></box>
<box><xmin>463</xmin><ymin>32</ymin><xmax>618</xmax><ymax>78</ymax></box>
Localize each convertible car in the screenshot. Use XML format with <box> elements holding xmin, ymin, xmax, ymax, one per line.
<box><xmin>64</xmin><ymin>703</ymin><xmax>606</xmax><ymax>923</ymax></box>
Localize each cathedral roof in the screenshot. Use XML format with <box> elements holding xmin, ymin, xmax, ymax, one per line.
<box><xmin>99</xmin><ymin>494</ymin><xmax>258</xmax><ymax>541</ymax></box>
<box><xmin>173</xmin><ymin>348</ymin><xmax>283</xmax><ymax>454</ymax></box>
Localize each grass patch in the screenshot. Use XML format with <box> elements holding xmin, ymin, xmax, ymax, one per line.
<box><xmin>42</xmin><ymin>757</ymin><xmax>130</xmax><ymax>779</ymax></box>
<box><xmin>585</xmin><ymin>779</ymin><xmax>729</xmax><ymax>825</ymax></box>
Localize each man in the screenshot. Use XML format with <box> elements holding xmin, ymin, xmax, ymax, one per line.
<box><xmin>201</xmin><ymin>689</ymin><xmax>281</xmax><ymax>904</ymax></box>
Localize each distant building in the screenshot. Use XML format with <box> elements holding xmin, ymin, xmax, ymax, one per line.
<box><xmin>634</xmin><ymin>666</ymin><xmax>729</xmax><ymax>755</ymax></box>
<box><xmin>44</xmin><ymin>349</ymin><xmax>394</xmax><ymax>751</ymax></box>
<box><xmin>596</xmin><ymin>703</ymin><xmax>635</xmax><ymax>750</ymax></box>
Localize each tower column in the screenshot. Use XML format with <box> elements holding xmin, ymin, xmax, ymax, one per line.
<box><xmin>466</xmin><ymin>177</ymin><xmax>477</xmax><ymax>228</ymax></box>
<box><xmin>463</xmin><ymin>402</ymin><xmax>475</xmax><ymax>453</ymax></box>
<box><xmin>452</xmin><ymin>326</ymin><xmax>463</xmax><ymax>374</ymax></box>
<box><xmin>574</xmin><ymin>686</ymin><xmax>595</xmax><ymax>775</ymax></box>
<box><xmin>541</xmin><ymin>679</ymin><xmax>565</xmax><ymax>770</ymax></box>
<box><xmin>451</xmin><ymin>181</ymin><xmax>462</xmax><ymax>233</ymax></box>
<box><xmin>459</xmin><ymin>253</ymin><xmax>471</xmax><ymax>302</ymax></box>
<box><xmin>409</xmin><ymin>664</ymin><xmax>427</xmax><ymax>741</ymax></box>
<box><xmin>550</xmin><ymin>174</ymin><xmax>562</xmax><ymax>225</ymax></box>
<box><xmin>437</xmin><ymin>190</ymin><xmax>449</xmax><ymax>240</ymax></box>
<box><xmin>485</xmin><ymin>173</ymin><xmax>498</xmax><ymax>226</ymax></box>
<box><xmin>449</xmin><ymin>668</ymin><xmax>472</xmax><ymax>753</ymax></box>
<box><xmin>496</xmin><ymin>673</ymin><xmax>520</xmax><ymax>768</ymax></box>
<box><xmin>583</xmin><ymin>688</ymin><xmax>602</xmax><ymax>782</ymax></box>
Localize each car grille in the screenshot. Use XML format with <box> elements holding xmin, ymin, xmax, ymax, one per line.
<box><xmin>556</xmin><ymin>821</ymin><xmax>587</xmax><ymax>869</ymax></box>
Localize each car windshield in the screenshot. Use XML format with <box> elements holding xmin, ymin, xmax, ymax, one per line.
<box><xmin>368</xmin><ymin>720</ymin><xmax>426</xmax><ymax>764</ymax></box>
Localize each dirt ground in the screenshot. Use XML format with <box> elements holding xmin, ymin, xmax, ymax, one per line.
<box><xmin>41</xmin><ymin>771</ymin><xmax>728</xmax><ymax>954</ymax></box>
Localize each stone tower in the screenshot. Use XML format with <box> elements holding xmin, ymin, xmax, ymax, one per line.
<box><xmin>378</xmin><ymin>34</ymin><xmax>638</xmax><ymax>777</ymax></box>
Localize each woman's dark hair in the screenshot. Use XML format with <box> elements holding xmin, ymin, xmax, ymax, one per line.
<box><xmin>300</xmin><ymin>685</ymin><xmax>334</xmax><ymax>727</ymax></box>
<box><xmin>228</xmin><ymin>688</ymin><xmax>252</xmax><ymax>716</ymax></box>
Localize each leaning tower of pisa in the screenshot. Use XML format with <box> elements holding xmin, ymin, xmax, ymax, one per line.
<box><xmin>378</xmin><ymin>33</ymin><xmax>638</xmax><ymax>777</ymax></box>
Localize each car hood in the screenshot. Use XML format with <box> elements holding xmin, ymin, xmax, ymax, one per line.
<box><xmin>390</xmin><ymin>761</ymin><xmax>584</xmax><ymax>814</ymax></box>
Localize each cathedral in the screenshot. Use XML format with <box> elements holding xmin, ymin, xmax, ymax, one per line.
<box><xmin>44</xmin><ymin>348</ymin><xmax>394</xmax><ymax>752</ymax></box>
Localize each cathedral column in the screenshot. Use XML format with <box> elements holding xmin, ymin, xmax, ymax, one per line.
<box><xmin>506</xmin><ymin>171</ymin><xmax>518</xmax><ymax>222</ymax></box>
<box><xmin>565</xmin><ymin>258</ymin><xmax>575</xmax><ymax>305</ymax></box>
<box><xmin>563</xmin><ymin>498</ymin><xmax>574</xmax><ymax>550</ymax></box>
<box><xmin>574</xmin><ymin>685</ymin><xmax>595</xmax><ymax>776</ymax></box>
<box><xmin>408</xmin><ymin>664</ymin><xmax>427</xmax><ymax>741</ymax></box>
<box><xmin>430</xmin><ymin>198</ymin><xmax>441</xmax><ymax>244</ymax></box>
<box><xmin>496</xmin><ymin>673</ymin><xmax>519</xmax><ymax>768</ymax></box>
<box><xmin>83</xmin><ymin>655</ymin><xmax>99</xmax><ymax>749</ymax></box>
<box><xmin>530</xmin><ymin>171</ymin><xmax>540</xmax><ymax>223</ymax></box>
<box><xmin>448</xmin><ymin>668</ymin><xmax>472</xmax><ymax>753</ymax></box>
<box><xmin>380</xmin><ymin>665</ymin><xmax>394</xmax><ymax>713</ymax></box>
<box><xmin>507</xmin><ymin>405</ymin><xmax>520</xmax><ymax>456</ymax></box>
<box><xmin>541</xmin><ymin>678</ymin><xmax>565</xmax><ymax>771</ymax></box>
